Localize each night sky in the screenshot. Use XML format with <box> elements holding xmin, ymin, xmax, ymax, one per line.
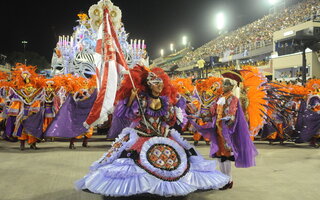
<box><xmin>1</xmin><ymin>0</ymin><xmax>272</xmax><ymax>62</ymax></box>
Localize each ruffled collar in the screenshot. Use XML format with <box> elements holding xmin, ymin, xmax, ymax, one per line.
<box><xmin>145</xmin><ymin>95</ymin><xmax>169</xmax><ymax>117</ymax></box>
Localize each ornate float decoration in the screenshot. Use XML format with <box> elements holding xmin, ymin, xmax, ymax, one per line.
<box><xmin>51</xmin><ymin>0</ymin><xmax>148</xmax><ymax>78</ymax></box>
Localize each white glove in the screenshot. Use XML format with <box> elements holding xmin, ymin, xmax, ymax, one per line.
<box><xmin>175</xmin><ymin>107</ymin><xmax>184</xmax><ymax>125</ymax></box>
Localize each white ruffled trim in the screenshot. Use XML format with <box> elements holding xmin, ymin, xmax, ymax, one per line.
<box><xmin>75</xmin><ymin>128</ymin><xmax>230</xmax><ymax>197</ymax></box>
<box><xmin>90</xmin><ymin>128</ymin><xmax>139</xmax><ymax>170</ymax></box>
<box><xmin>75</xmin><ymin>157</ymin><xmax>229</xmax><ymax>197</ymax></box>
<box><xmin>75</xmin><ymin>159</ymin><xmax>151</xmax><ymax>196</ymax></box>
<box><xmin>170</xmin><ymin>129</ymin><xmax>194</xmax><ymax>150</ymax></box>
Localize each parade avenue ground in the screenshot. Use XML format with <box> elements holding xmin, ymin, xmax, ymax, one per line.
<box><xmin>0</xmin><ymin>136</ymin><xmax>319</xmax><ymax>200</ymax></box>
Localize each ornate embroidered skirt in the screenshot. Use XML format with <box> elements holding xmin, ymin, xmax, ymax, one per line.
<box><xmin>75</xmin><ymin>128</ymin><xmax>229</xmax><ymax>197</ymax></box>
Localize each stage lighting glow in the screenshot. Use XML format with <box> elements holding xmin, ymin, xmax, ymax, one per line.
<box><xmin>182</xmin><ymin>36</ymin><xmax>187</xmax><ymax>46</ymax></box>
<box><xmin>160</xmin><ymin>49</ymin><xmax>164</xmax><ymax>57</ymax></box>
<box><xmin>269</xmin><ymin>0</ymin><xmax>279</xmax><ymax>5</ymax></box>
<box><xmin>215</xmin><ymin>12</ymin><xmax>225</xmax><ymax>30</ymax></box>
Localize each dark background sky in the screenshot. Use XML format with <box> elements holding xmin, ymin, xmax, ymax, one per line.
<box><xmin>1</xmin><ymin>0</ymin><xmax>275</xmax><ymax>62</ymax></box>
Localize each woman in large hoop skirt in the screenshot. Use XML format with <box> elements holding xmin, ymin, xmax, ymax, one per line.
<box><xmin>75</xmin><ymin>66</ymin><xmax>230</xmax><ymax>197</ymax></box>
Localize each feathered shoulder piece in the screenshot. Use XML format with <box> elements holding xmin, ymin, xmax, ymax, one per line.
<box><xmin>289</xmin><ymin>85</ymin><xmax>309</xmax><ymax>97</ymax></box>
<box><xmin>171</xmin><ymin>78</ymin><xmax>194</xmax><ymax>95</ymax></box>
<box><xmin>239</xmin><ymin>65</ymin><xmax>268</xmax><ymax>139</ymax></box>
<box><xmin>240</xmin><ymin>65</ymin><xmax>267</xmax><ymax>88</ymax></box>
<box><xmin>0</xmin><ymin>71</ymin><xmax>10</xmax><ymax>87</ymax></box>
<box><xmin>87</xmin><ymin>75</ymin><xmax>97</xmax><ymax>89</ymax></box>
<box><xmin>52</xmin><ymin>74</ymin><xmax>76</xmax><ymax>93</ymax></box>
<box><xmin>195</xmin><ymin>77</ymin><xmax>222</xmax><ymax>96</ymax></box>
<box><xmin>306</xmin><ymin>79</ymin><xmax>320</xmax><ymax>95</ymax></box>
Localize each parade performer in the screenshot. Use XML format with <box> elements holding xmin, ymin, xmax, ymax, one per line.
<box><xmin>171</xmin><ymin>78</ymin><xmax>194</xmax><ymax>132</ymax></box>
<box><xmin>0</xmin><ymin>72</ymin><xmax>11</xmax><ymax>139</ymax></box>
<box><xmin>71</xmin><ymin>77</ymin><xmax>97</xmax><ymax>148</ymax></box>
<box><xmin>45</xmin><ymin>76</ymin><xmax>97</xmax><ymax>149</ymax></box>
<box><xmin>261</xmin><ymin>82</ymin><xmax>288</xmax><ymax>144</ymax></box>
<box><xmin>295</xmin><ymin>79</ymin><xmax>320</xmax><ymax>147</ymax></box>
<box><xmin>41</xmin><ymin>79</ymin><xmax>58</xmax><ymax>135</ymax></box>
<box><xmin>261</xmin><ymin>82</ymin><xmax>301</xmax><ymax>144</ymax></box>
<box><xmin>171</xmin><ymin>78</ymin><xmax>198</xmax><ymax>135</ymax></box>
<box><xmin>189</xmin><ymin>78</ymin><xmax>257</xmax><ymax>190</ymax></box>
<box><xmin>5</xmin><ymin>64</ymin><xmax>44</xmax><ymax>150</ymax></box>
<box><xmin>75</xmin><ymin>65</ymin><xmax>230</xmax><ymax>197</ymax></box>
<box><xmin>192</xmin><ymin>77</ymin><xmax>223</xmax><ymax>145</ymax></box>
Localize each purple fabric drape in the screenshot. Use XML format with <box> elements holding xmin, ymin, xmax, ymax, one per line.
<box><xmin>23</xmin><ymin>107</ymin><xmax>45</xmax><ymax>138</ymax></box>
<box><xmin>295</xmin><ymin>100</ymin><xmax>306</xmax><ymax>133</ymax></box>
<box><xmin>176</xmin><ymin>96</ymin><xmax>186</xmax><ymax>110</ymax></box>
<box><xmin>222</xmin><ymin>102</ymin><xmax>258</xmax><ymax>168</ymax></box>
<box><xmin>189</xmin><ymin>101</ymin><xmax>257</xmax><ymax>168</ymax></box>
<box><xmin>5</xmin><ymin>116</ymin><xmax>16</xmax><ymax>137</ymax></box>
<box><xmin>45</xmin><ymin>90</ymin><xmax>97</xmax><ymax>138</ymax></box>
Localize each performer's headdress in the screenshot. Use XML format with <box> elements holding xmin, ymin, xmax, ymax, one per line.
<box><xmin>171</xmin><ymin>78</ymin><xmax>194</xmax><ymax>95</ymax></box>
<box><xmin>221</xmin><ymin>70</ymin><xmax>243</xmax><ymax>87</ymax></box>
<box><xmin>116</xmin><ymin>65</ymin><xmax>177</xmax><ymax>104</ymax></box>
<box><xmin>11</xmin><ymin>63</ymin><xmax>40</xmax><ymax>89</ymax></box>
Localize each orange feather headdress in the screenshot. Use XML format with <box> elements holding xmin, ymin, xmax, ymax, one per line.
<box><xmin>11</xmin><ymin>63</ymin><xmax>42</xmax><ymax>89</ymax></box>
<box><xmin>305</xmin><ymin>79</ymin><xmax>320</xmax><ymax>95</ymax></box>
<box><xmin>195</xmin><ymin>77</ymin><xmax>223</xmax><ymax>96</ymax></box>
<box><xmin>171</xmin><ymin>78</ymin><xmax>194</xmax><ymax>95</ymax></box>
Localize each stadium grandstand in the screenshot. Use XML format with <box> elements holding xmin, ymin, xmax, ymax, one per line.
<box><xmin>153</xmin><ymin>0</ymin><xmax>320</xmax><ymax>81</ymax></box>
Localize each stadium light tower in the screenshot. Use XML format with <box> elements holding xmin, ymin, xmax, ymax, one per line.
<box><xmin>160</xmin><ymin>49</ymin><xmax>164</xmax><ymax>57</ymax></box>
<box><xmin>170</xmin><ymin>43</ymin><xmax>174</xmax><ymax>52</ymax></box>
<box><xmin>268</xmin><ymin>0</ymin><xmax>279</xmax><ymax>5</ymax></box>
<box><xmin>21</xmin><ymin>40</ymin><xmax>28</xmax><ymax>65</ymax></box>
<box><xmin>215</xmin><ymin>12</ymin><xmax>225</xmax><ymax>34</ymax></box>
<box><xmin>268</xmin><ymin>0</ymin><xmax>285</xmax><ymax>14</ymax></box>
<box><xmin>182</xmin><ymin>36</ymin><xmax>187</xmax><ymax>47</ymax></box>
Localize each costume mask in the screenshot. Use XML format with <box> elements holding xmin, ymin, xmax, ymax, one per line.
<box><xmin>147</xmin><ymin>72</ymin><xmax>163</xmax><ymax>86</ymax></box>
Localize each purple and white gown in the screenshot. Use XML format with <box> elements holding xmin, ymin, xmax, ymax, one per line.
<box><xmin>75</xmin><ymin>94</ymin><xmax>229</xmax><ymax>197</ymax></box>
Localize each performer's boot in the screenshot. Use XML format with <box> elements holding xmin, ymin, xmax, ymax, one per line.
<box><xmin>219</xmin><ymin>160</ymin><xmax>233</xmax><ymax>190</ymax></box>
<box><xmin>69</xmin><ymin>138</ymin><xmax>76</xmax><ymax>149</ymax></box>
<box><xmin>20</xmin><ymin>140</ymin><xmax>25</xmax><ymax>151</ymax></box>
<box><xmin>30</xmin><ymin>142</ymin><xmax>39</xmax><ymax>150</ymax></box>
<box><xmin>82</xmin><ymin>136</ymin><xmax>88</xmax><ymax>147</ymax></box>
<box><xmin>220</xmin><ymin>181</ymin><xmax>233</xmax><ymax>190</ymax></box>
<box><xmin>193</xmin><ymin>140</ymin><xmax>198</xmax><ymax>146</ymax></box>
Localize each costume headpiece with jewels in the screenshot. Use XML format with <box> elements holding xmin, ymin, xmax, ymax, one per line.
<box><xmin>21</xmin><ymin>71</ymin><xmax>31</xmax><ymax>79</ymax></box>
<box><xmin>147</xmin><ymin>72</ymin><xmax>163</xmax><ymax>86</ymax></box>
<box><xmin>116</xmin><ymin>65</ymin><xmax>177</xmax><ymax>104</ymax></box>
<box><xmin>11</xmin><ymin>63</ymin><xmax>40</xmax><ymax>89</ymax></box>
<box><xmin>46</xmin><ymin>80</ymin><xmax>55</xmax><ymax>85</ymax></box>
<box><xmin>195</xmin><ymin>77</ymin><xmax>223</xmax><ymax>96</ymax></box>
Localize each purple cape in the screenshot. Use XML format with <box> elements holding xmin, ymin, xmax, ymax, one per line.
<box><xmin>5</xmin><ymin>116</ymin><xmax>17</xmax><ymax>137</ymax></box>
<box><xmin>295</xmin><ymin>100</ymin><xmax>320</xmax><ymax>143</ymax></box>
<box><xmin>107</xmin><ymin>99</ymin><xmax>131</xmax><ymax>139</ymax></box>
<box><xmin>5</xmin><ymin>110</ymin><xmax>44</xmax><ymax>139</ymax></box>
<box><xmin>45</xmin><ymin>90</ymin><xmax>97</xmax><ymax>138</ymax></box>
<box><xmin>23</xmin><ymin>107</ymin><xmax>45</xmax><ymax>138</ymax></box>
<box><xmin>189</xmin><ymin>101</ymin><xmax>257</xmax><ymax>168</ymax></box>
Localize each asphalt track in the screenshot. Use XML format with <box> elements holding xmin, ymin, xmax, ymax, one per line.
<box><xmin>0</xmin><ymin>137</ymin><xmax>319</xmax><ymax>200</ymax></box>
